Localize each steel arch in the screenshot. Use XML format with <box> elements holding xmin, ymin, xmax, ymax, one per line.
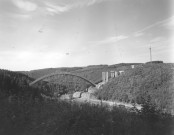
<box><xmin>29</xmin><ymin>72</ymin><xmax>96</xmax><ymax>87</ymax></box>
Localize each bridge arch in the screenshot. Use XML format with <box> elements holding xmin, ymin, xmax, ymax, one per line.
<box><xmin>29</xmin><ymin>72</ymin><xmax>96</xmax><ymax>87</ymax></box>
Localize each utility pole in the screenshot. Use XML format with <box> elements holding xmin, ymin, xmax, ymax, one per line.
<box><xmin>149</xmin><ymin>44</ymin><xmax>152</xmax><ymax>63</ymax></box>
<box><xmin>115</xmin><ymin>26</ymin><xmax>123</xmax><ymax>63</ymax></box>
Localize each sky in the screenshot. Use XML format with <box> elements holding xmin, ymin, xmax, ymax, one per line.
<box><xmin>0</xmin><ymin>0</ymin><xmax>174</xmax><ymax>71</ymax></box>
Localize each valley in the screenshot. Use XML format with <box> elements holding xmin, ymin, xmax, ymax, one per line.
<box><xmin>0</xmin><ymin>62</ymin><xmax>174</xmax><ymax>135</ymax></box>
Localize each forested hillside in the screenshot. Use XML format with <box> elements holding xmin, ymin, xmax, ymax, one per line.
<box><xmin>21</xmin><ymin>63</ymin><xmax>141</xmax><ymax>84</ymax></box>
<box><xmin>95</xmin><ymin>63</ymin><xmax>174</xmax><ymax>114</ymax></box>
<box><xmin>0</xmin><ymin>68</ymin><xmax>174</xmax><ymax>135</ymax></box>
<box><xmin>0</xmin><ymin>69</ymin><xmax>41</xmax><ymax>99</ymax></box>
<box><xmin>36</xmin><ymin>75</ymin><xmax>92</xmax><ymax>97</ymax></box>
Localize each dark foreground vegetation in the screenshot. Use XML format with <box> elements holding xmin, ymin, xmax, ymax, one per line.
<box><xmin>1</xmin><ymin>97</ymin><xmax>174</xmax><ymax>135</ymax></box>
<box><xmin>0</xmin><ymin>67</ymin><xmax>174</xmax><ymax>135</ymax></box>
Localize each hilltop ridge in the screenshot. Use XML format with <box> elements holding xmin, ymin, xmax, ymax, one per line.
<box><xmin>19</xmin><ymin>63</ymin><xmax>142</xmax><ymax>83</ymax></box>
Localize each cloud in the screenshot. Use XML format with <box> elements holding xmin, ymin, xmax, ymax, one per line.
<box><xmin>133</xmin><ymin>32</ymin><xmax>144</xmax><ymax>37</ymax></box>
<box><xmin>13</xmin><ymin>14</ymin><xmax>32</xmax><ymax>19</ymax></box>
<box><xmin>150</xmin><ymin>37</ymin><xmax>166</xmax><ymax>43</ymax></box>
<box><xmin>44</xmin><ymin>2</ymin><xmax>72</xmax><ymax>15</ymax></box>
<box><xmin>0</xmin><ymin>50</ymin><xmax>66</xmax><ymax>71</ymax></box>
<box><xmin>86</xmin><ymin>0</ymin><xmax>96</xmax><ymax>6</ymax></box>
<box><xmin>133</xmin><ymin>16</ymin><xmax>174</xmax><ymax>37</ymax></box>
<box><xmin>111</xmin><ymin>35</ymin><xmax>128</xmax><ymax>41</ymax></box>
<box><xmin>149</xmin><ymin>36</ymin><xmax>171</xmax><ymax>45</ymax></box>
<box><xmin>43</xmin><ymin>0</ymin><xmax>107</xmax><ymax>15</ymax></box>
<box><xmin>89</xmin><ymin>35</ymin><xmax>128</xmax><ymax>45</ymax></box>
<box><xmin>12</xmin><ymin>0</ymin><xmax>37</xmax><ymax>11</ymax></box>
<box><xmin>9</xmin><ymin>0</ymin><xmax>108</xmax><ymax>16</ymax></box>
<box><xmin>80</xmin><ymin>0</ymin><xmax>104</xmax><ymax>6</ymax></box>
<box><xmin>163</xmin><ymin>16</ymin><xmax>174</xmax><ymax>29</ymax></box>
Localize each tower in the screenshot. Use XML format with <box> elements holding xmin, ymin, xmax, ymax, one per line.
<box><xmin>149</xmin><ymin>44</ymin><xmax>152</xmax><ymax>63</ymax></box>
